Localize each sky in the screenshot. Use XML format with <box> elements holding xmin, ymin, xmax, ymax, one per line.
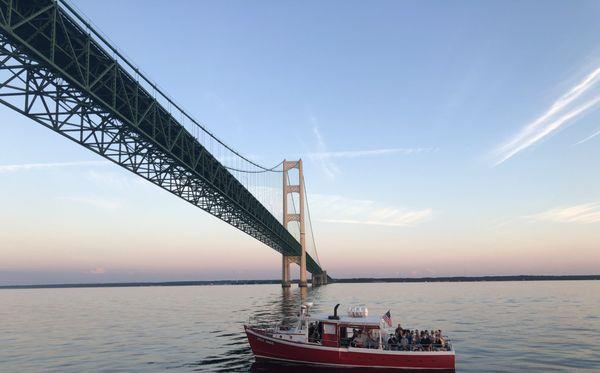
<box><xmin>1</xmin><ymin>0</ymin><xmax>600</xmax><ymax>285</ymax></box>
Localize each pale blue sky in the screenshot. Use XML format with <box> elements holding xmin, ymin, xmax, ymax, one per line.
<box><xmin>1</xmin><ymin>0</ymin><xmax>600</xmax><ymax>285</ymax></box>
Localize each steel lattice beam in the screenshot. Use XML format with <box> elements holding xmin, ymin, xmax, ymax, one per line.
<box><xmin>0</xmin><ymin>0</ymin><xmax>323</xmax><ymax>274</ymax></box>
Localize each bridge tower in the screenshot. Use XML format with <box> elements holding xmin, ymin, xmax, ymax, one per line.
<box><xmin>282</xmin><ymin>160</ymin><xmax>307</xmax><ymax>288</ymax></box>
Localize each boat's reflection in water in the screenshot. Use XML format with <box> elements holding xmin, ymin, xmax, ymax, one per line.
<box><xmin>251</xmin><ymin>359</ymin><xmax>455</xmax><ymax>373</ymax></box>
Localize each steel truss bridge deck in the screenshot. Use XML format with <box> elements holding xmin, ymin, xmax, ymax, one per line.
<box><xmin>0</xmin><ymin>0</ymin><xmax>323</xmax><ymax>274</ymax></box>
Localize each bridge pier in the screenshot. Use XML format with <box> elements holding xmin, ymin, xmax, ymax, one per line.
<box><xmin>312</xmin><ymin>271</ymin><xmax>328</xmax><ymax>287</ymax></box>
<box><xmin>283</xmin><ymin>159</ymin><xmax>308</xmax><ymax>288</ymax></box>
<box><xmin>281</xmin><ymin>256</ymin><xmax>291</xmax><ymax>287</ymax></box>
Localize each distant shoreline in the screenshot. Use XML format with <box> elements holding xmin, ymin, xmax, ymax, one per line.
<box><xmin>1</xmin><ymin>274</ymin><xmax>598</xmax><ymax>290</ymax></box>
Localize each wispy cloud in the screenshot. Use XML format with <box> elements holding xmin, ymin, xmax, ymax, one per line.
<box><xmin>311</xmin><ymin>194</ymin><xmax>433</xmax><ymax>227</ymax></box>
<box><xmin>574</xmin><ymin>127</ymin><xmax>600</xmax><ymax>145</ymax></box>
<box><xmin>311</xmin><ymin>125</ymin><xmax>341</xmax><ymax>180</ymax></box>
<box><xmin>0</xmin><ymin>161</ymin><xmax>109</xmax><ymax>173</ymax></box>
<box><xmin>525</xmin><ymin>202</ymin><xmax>600</xmax><ymax>224</ymax></box>
<box><xmin>56</xmin><ymin>196</ymin><xmax>121</xmax><ymax>212</ymax></box>
<box><xmin>494</xmin><ymin>66</ymin><xmax>600</xmax><ymax>165</ymax></box>
<box><xmin>309</xmin><ymin>147</ymin><xmax>437</xmax><ymax>159</ymax></box>
<box><xmin>309</xmin><ymin>122</ymin><xmax>434</xmax><ymax>180</ymax></box>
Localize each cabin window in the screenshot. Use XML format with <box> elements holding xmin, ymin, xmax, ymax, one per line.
<box><xmin>323</xmin><ymin>323</ymin><xmax>336</xmax><ymax>335</ymax></box>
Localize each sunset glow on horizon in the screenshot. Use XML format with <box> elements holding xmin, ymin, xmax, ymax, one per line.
<box><xmin>1</xmin><ymin>0</ymin><xmax>600</xmax><ymax>285</ymax></box>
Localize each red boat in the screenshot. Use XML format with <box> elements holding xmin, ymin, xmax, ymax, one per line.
<box><xmin>245</xmin><ymin>303</ymin><xmax>455</xmax><ymax>370</ymax></box>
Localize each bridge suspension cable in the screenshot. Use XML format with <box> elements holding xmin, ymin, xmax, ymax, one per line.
<box><xmin>224</xmin><ymin>160</ymin><xmax>285</xmax><ymax>174</ymax></box>
<box><xmin>58</xmin><ymin>0</ymin><xmax>293</xmax><ymax>225</ymax></box>
<box><xmin>59</xmin><ymin>0</ymin><xmax>286</xmax><ymax>174</ymax></box>
<box><xmin>303</xmin><ymin>177</ymin><xmax>322</xmax><ymax>267</ymax></box>
<box><xmin>60</xmin><ymin>0</ymin><xmax>294</xmax><ymax>224</ymax></box>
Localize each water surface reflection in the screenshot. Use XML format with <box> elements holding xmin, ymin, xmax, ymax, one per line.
<box><xmin>1</xmin><ymin>281</ymin><xmax>599</xmax><ymax>372</ymax></box>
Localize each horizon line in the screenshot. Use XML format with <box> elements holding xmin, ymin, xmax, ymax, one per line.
<box><xmin>2</xmin><ymin>274</ymin><xmax>599</xmax><ymax>290</ymax></box>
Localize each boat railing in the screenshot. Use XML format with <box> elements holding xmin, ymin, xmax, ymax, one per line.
<box><xmin>384</xmin><ymin>341</ymin><xmax>453</xmax><ymax>352</ymax></box>
<box><xmin>247</xmin><ymin>316</ymin><xmax>278</xmax><ymax>331</ymax></box>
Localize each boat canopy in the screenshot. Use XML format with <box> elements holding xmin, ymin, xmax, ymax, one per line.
<box><xmin>309</xmin><ymin>313</ymin><xmax>383</xmax><ymax>326</ymax></box>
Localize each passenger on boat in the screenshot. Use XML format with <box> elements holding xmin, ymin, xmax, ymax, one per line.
<box><xmin>308</xmin><ymin>322</ymin><xmax>321</xmax><ymax>343</ymax></box>
<box><xmin>436</xmin><ymin>330</ymin><xmax>447</xmax><ymax>350</ymax></box>
<box><xmin>413</xmin><ymin>330</ymin><xmax>420</xmax><ymax>345</ymax></box>
<box><xmin>384</xmin><ymin>327</ymin><xmax>451</xmax><ymax>352</ymax></box>
<box><xmin>400</xmin><ymin>332</ymin><xmax>408</xmax><ymax>350</ymax></box>
<box><xmin>406</xmin><ymin>330</ymin><xmax>413</xmax><ymax>347</ymax></box>
<box><xmin>394</xmin><ymin>323</ymin><xmax>403</xmax><ymax>338</ymax></box>
<box><xmin>421</xmin><ymin>331</ymin><xmax>432</xmax><ymax>351</ymax></box>
<box><xmin>366</xmin><ymin>330</ymin><xmax>379</xmax><ymax>349</ymax></box>
<box><xmin>351</xmin><ymin>330</ymin><xmax>369</xmax><ymax>348</ymax></box>
<box><xmin>387</xmin><ymin>334</ymin><xmax>398</xmax><ymax>348</ymax></box>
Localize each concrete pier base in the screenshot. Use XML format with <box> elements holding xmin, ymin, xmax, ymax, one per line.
<box><xmin>281</xmin><ymin>255</ymin><xmax>291</xmax><ymax>288</ymax></box>
<box><xmin>311</xmin><ymin>271</ymin><xmax>328</xmax><ymax>287</ymax></box>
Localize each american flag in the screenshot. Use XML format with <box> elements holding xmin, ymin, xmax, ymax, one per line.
<box><xmin>382</xmin><ymin>310</ymin><xmax>392</xmax><ymax>327</ymax></box>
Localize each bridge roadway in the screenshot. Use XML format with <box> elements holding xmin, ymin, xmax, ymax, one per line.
<box><xmin>0</xmin><ymin>0</ymin><xmax>324</xmax><ymax>275</ymax></box>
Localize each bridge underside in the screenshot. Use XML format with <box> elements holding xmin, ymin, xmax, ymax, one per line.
<box><xmin>0</xmin><ymin>0</ymin><xmax>323</xmax><ymax>274</ymax></box>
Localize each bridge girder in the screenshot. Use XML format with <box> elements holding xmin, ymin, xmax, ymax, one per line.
<box><xmin>0</xmin><ymin>0</ymin><xmax>323</xmax><ymax>274</ymax></box>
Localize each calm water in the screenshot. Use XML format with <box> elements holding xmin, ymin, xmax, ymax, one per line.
<box><xmin>1</xmin><ymin>281</ymin><xmax>600</xmax><ymax>372</ymax></box>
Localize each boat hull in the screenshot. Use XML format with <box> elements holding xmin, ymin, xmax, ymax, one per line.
<box><xmin>245</xmin><ymin>326</ymin><xmax>455</xmax><ymax>370</ymax></box>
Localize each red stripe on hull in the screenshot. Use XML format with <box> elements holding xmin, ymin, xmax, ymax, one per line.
<box><xmin>245</xmin><ymin>326</ymin><xmax>455</xmax><ymax>370</ymax></box>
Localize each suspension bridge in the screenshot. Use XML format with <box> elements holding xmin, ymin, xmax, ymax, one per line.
<box><xmin>0</xmin><ymin>0</ymin><xmax>328</xmax><ymax>287</ymax></box>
